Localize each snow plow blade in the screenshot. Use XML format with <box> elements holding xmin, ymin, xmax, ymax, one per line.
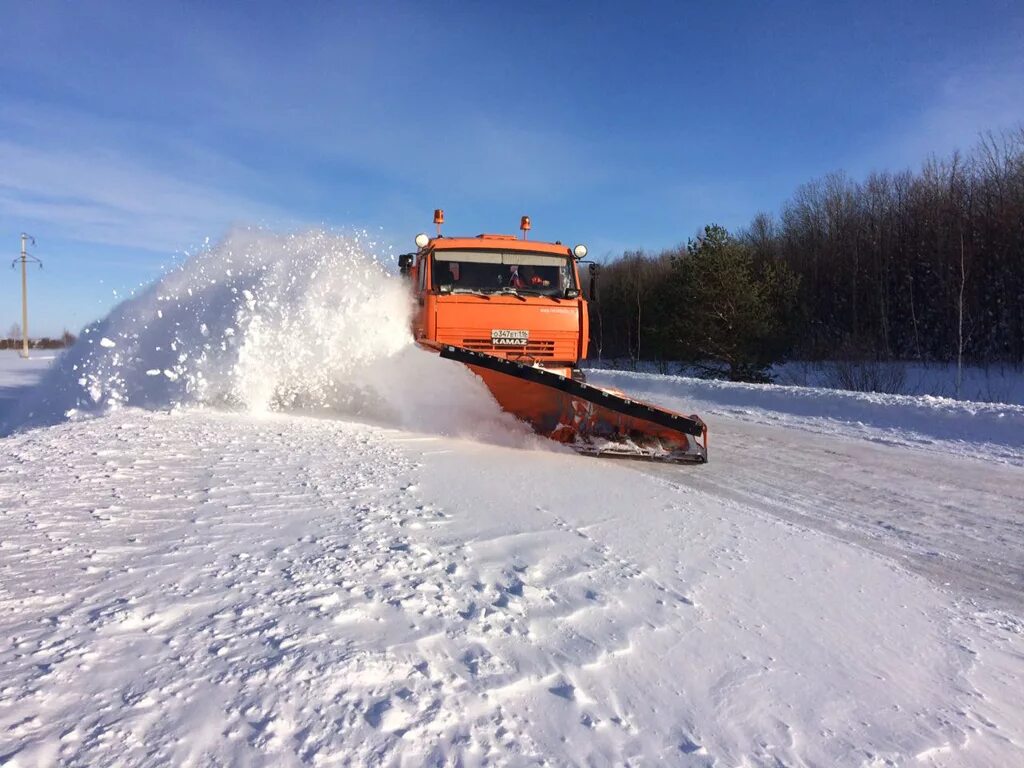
<box><xmin>439</xmin><ymin>344</ymin><xmax>707</xmax><ymax>463</ymax></box>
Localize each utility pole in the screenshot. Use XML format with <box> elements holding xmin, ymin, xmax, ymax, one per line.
<box><xmin>13</xmin><ymin>233</ymin><xmax>41</xmax><ymax>359</ymax></box>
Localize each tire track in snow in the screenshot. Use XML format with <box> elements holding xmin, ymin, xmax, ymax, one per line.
<box><xmin>403</xmin><ymin>434</ymin><xmax>1024</xmax><ymax>766</ymax></box>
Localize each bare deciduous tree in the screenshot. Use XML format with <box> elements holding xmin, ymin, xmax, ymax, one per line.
<box><xmin>590</xmin><ymin>124</ymin><xmax>1024</xmax><ymax>373</ymax></box>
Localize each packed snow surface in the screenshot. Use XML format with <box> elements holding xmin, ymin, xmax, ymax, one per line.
<box><xmin>2</xmin><ymin>232</ymin><xmax>1022</xmax><ymax>766</ymax></box>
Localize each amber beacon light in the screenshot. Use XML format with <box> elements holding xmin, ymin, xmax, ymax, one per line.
<box><xmin>520</xmin><ymin>215</ymin><xmax>531</xmax><ymax>239</ymax></box>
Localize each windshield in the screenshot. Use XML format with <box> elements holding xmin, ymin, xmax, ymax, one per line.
<box><xmin>431</xmin><ymin>250</ymin><xmax>577</xmax><ymax>297</ymax></box>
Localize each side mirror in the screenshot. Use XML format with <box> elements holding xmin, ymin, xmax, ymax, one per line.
<box><xmin>588</xmin><ymin>263</ymin><xmax>599</xmax><ymax>302</ymax></box>
<box><xmin>398</xmin><ymin>253</ymin><xmax>414</xmax><ymax>276</ymax></box>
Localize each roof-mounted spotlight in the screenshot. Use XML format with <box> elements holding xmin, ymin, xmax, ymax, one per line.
<box><xmin>573</xmin><ymin>244</ymin><xmax>588</xmax><ymax>259</ymax></box>
<box><xmin>415</xmin><ymin>233</ymin><xmax>430</xmax><ymax>248</ymax></box>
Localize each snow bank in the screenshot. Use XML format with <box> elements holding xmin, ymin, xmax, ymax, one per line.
<box><xmin>2</xmin><ymin>230</ymin><xmax>530</xmax><ymax>446</ymax></box>
<box><xmin>587</xmin><ymin>369</ymin><xmax>1024</xmax><ymax>464</ymax></box>
<box><xmin>773</xmin><ymin>360</ymin><xmax>1024</xmax><ymax>405</ymax></box>
<box><xmin>592</xmin><ymin>358</ymin><xmax>1024</xmax><ymax>405</ymax></box>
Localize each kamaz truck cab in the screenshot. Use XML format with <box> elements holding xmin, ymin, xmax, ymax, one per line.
<box><xmin>400</xmin><ymin>213</ymin><xmax>590</xmax><ymax>380</ymax></box>
<box><xmin>399</xmin><ymin>210</ymin><xmax>707</xmax><ymax>463</ymax></box>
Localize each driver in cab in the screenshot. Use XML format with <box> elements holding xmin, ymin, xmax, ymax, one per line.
<box><xmin>511</xmin><ymin>265</ymin><xmax>550</xmax><ymax>289</ymax></box>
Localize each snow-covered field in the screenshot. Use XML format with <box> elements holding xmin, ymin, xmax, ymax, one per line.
<box><xmin>591</xmin><ymin>359</ymin><xmax>1024</xmax><ymax>406</ymax></box>
<box><xmin>772</xmin><ymin>360</ymin><xmax>1024</xmax><ymax>405</ymax></box>
<box><xmin>2</xmin><ymin>232</ymin><xmax>1022</xmax><ymax>766</ymax></box>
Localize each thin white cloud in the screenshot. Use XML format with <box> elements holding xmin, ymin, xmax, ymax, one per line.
<box><xmin>0</xmin><ymin>139</ymin><xmax>297</xmax><ymax>253</ymax></box>
<box><xmin>853</xmin><ymin>57</ymin><xmax>1024</xmax><ymax>174</ymax></box>
<box><xmin>251</xmin><ymin>108</ymin><xmax>609</xmax><ymax>202</ymax></box>
<box><xmin>0</xmin><ymin>91</ymin><xmax>608</xmax><ymax>259</ymax></box>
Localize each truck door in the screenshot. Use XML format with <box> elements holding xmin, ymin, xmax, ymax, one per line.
<box><xmin>412</xmin><ymin>253</ymin><xmax>428</xmax><ymax>339</ymax></box>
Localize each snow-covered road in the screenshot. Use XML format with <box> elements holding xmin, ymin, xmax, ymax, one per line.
<box><xmin>588</xmin><ymin>371</ymin><xmax>1024</xmax><ymax>616</ymax></box>
<box><xmin>2</xmin><ymin>353</ymin><xmax>1023</xmax><ymax>766</ymax></box>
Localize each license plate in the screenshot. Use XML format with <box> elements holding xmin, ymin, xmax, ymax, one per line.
<box><xmin>492</xmin><ymin>329</ymin><xmax>528</xmax><ymax>347</ymax></box>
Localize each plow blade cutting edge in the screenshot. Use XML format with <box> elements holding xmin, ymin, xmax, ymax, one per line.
<box><xmin>438</xmin><ymin>344</ymin><xmax>708</xmax><ymax>463</ymax></box>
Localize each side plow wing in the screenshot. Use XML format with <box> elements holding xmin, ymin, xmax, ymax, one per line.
<box><xmin>438</xmin><ymin>344</ymin><xmax>707</xmax><ymax>463</ymax></box>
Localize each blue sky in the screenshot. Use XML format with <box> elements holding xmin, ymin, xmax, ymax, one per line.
<box><xmin>2</xmin><ymin>1</ymin><xmax>1023</xmax><ymax>336</ymax></box>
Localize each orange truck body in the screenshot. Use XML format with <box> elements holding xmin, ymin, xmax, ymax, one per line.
<box><xmin>401</xmin><ymin>223</ymin><xmax>707</xmax><ymax>463</ymax></box>
<box><xmin>409</xmin><ymin>234</ymin><xmax>587</xmax><ymax>378</ymax></box>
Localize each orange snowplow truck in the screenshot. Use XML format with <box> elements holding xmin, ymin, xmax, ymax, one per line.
<box><xmin>399</xmin><ymin>211</ymin><xmax>707</xmax><ymax>463</ymax></box>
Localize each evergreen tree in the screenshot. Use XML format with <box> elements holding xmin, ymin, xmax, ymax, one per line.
<box><xmin>655</xmin><ymin>225</ymin><xmax>799</xmax><ymax>381</ymax></box>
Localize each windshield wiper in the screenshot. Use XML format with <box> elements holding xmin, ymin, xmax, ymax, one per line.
<box><xmin>451</xmin><ymin>288</ymin><xmax>491</xmax><ymax>299</ymax></box>
<box><xmin>514</xmin><ymin>288</ymin><xmax>563</xmax><ymax>301</ymax></box>
<box><xmin>492</xmin><ymin>287</ymin><xmax>527</xmax><ymax>301</ymax></box>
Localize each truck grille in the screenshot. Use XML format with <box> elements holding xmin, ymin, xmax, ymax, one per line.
<box><xmin>461</xmin><ymin>338</ymin><xmax>557</xmax><ymax>358</ymax></box>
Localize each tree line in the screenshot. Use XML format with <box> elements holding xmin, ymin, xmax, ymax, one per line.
<box><xmin>1</xmin><ymin>324</ymin><xmax>77</xmax><ymax>350</ymax></box>
<box><xmin>588</xmin><ymin>127</ymin><xmax>1024</xmax><ymax>380</ymax></box>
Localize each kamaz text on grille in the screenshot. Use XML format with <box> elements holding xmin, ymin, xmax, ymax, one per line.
<box><xmin>491</xmin><ymin>330</ymin><xmax>529</xmax><ymax>347</ymax></box>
